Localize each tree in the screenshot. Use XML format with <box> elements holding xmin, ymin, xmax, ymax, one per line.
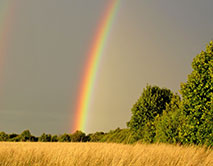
<box><xmin>180</xmin><ymin>41</ymin><xmax>213</xmax><ymax>145</ymax></box>
<box><xmin>58</xmin><ymin>133</ymin><xmax>71</xmax><ymax>142</ymax></box>
<box><xmin>0</xmin><ymin>132</ymin><xmax>8</xmax><ymax>141</ymax></box>
<box><xmin>127</xmin><ymin>85</ymin><xmax>173</xmax><ymax>141</ymax></box>
<box><xmin>30</xmin><ymin>136</ymin><xmax>38</xmax><ymax>142</ymax></box>
<box><xmin>39</xmin><ymin>133</ymin><xmax>52</xmax><ymax>142</ymax></box>
<box><xmin>51</xmin><ymin>135</ymin><xmax>58</xmax><ymax>142</ymax></box>
<box><xmin>70</xmin><ymin>130</ymin><xmax>86</xmax><ymax>142</ymax></box>
<box><xmin>155</xmin><ymin>94</ymin><xmax>182</xmax><ymax>143</ymax></box>
<box><xmin>20</xmin><ymin>130</ymin><xmax>32</xmax><ymax>142</ymax></box>
<box><xmin>89</xmin><ymin>132</ymin><xmax>105</xmax><ymax>142</ymax></box>
<box><xmin>8</xmin><ymin>133</ymin><xmax>20</xmax><ymax>142</ymax></box>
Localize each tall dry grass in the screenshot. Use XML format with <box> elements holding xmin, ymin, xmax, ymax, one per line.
<box><xmin>0</xmin><ymin>142</ymin><xmax>212</xmax><ymax>166</ymax></box>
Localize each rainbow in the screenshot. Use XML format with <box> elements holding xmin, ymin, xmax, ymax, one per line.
<box><xmin>72</xmin><ymin>0</ymin><xmax>121</xmax><ymax>132</ymax></box>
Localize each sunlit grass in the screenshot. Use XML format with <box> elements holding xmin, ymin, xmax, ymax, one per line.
<box><xmin>0</xmin><ymin>142</ymin><xmax>212</xmax><ymax>166</ymax></box>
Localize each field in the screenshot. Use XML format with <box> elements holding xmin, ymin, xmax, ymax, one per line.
<box><xmin>0</xmin><ymin>142</ymin><xmax>212</xmax><ymax>166</ymax></box>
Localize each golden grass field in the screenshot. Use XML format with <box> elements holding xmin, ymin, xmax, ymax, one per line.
<box><xmin>0</xmin><ymin>142</ymin><xmax>212</xmax><ymax>166</ymax></box>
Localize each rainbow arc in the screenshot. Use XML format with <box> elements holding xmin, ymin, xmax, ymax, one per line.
<box><xmin>72</xmin><ymin>0</ymin><xmax>121</xmax><ymax>132</ymax></box>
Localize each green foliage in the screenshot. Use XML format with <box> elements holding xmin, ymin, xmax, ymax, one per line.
<box><xmin>100</xmin><ymin>128</ymin><xmax>137</xmax><ymax>144</ymax></box>
<box><xmin>8</xmin><ymin>133</ymin><xmax>20</xmax><ymax>142</ymax></box>
<box><xmin>39</xmin><ymin>133</ymin><xmax>52</xmax><ymax>142</ymax></box>
<box><xmin>155</xmin><ymin>94</ymin><xmax>182</xmax><ymax>143</ymax></box>
<box><xmin>20</xmin><ymin>130</ymin><xmax>32</xmax><ymax>142</ymax></box>
<box><xmin>89</xmin><ymin>132</ymin><xmax>105</xmax><ymax>142</ymax></box>
<box><xmin>58</xmin><ymin>134</ymin><xmax>71</xmax><ymax>142</ymax></box>
<box><xmin>127</xmin><ymin>85</ymin><xmax>173</xmax><ymax>141</ymax></box>
<box><xmin>0</xmin><ymin>132</ymin><xmax>8</xmax><ymax>141</ymax></box>
<box><xmin>70</xmin><ymin>130</ymin><xmax>86</xmax><ymax>142</ymax></box>
<box><xmin>0</xmin><ymin>131</ymin><xmax>38</xmax><ymax>142</ymax></box>
<box><xmin>30</xmin><ymin>136</ymin><xmax>38</xmax><ymax>142</ymax></box>
<box><xmin>180</xmin><ymin>41</ymin><xmax>213</xmax><ymax>145</ymax></box>
<box><xmin>51</xmin><ymin>135</ymin><xmax>58</xmax><ymax>142</ymax></box>
<box><xmin>139</xmin><ymin>121</ymin><xmax>156</xmax><ymax>143</ymax></box>
<box><xmin>9</xmin><ymin>133</ymin><xmax>18</xmax><ymax>139</ymax></box>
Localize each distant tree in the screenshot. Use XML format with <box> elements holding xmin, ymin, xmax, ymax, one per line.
<box><xmin>9</xmin><ymin>133</ymin><xmax>18</xmax><ymax>140</ymax></box>
<box><xmin>127</xmin><ymin>85</ymin><xmax>173</xmax><ymax>141</ymax></box>
<box><xmin>70</xmin><ymin>130</ymin><xmax>86</xmax><ymax>142</ymax></box>
<box><xmin>83</xmin><ymin>135</ymin><xmax>91</xmax><ymax>142</ymax></box>
<box><xmin>39</xmin><ymin>133</ymin><xmax>45</xmax><ymax>142</ymax></box>
<box><xmin>100</xmin><ymin>128</ymin><xmax>136</xmax><ymax>144</ymax></box>
<box><xmin>58</xmin><ymin>134</ymin><xmax>71</xmax><ymax>142</ymax></box>
<box><xmin>46</xmin><ymin>134</ymin><xmax>52</xmax><ymax>142</ymax></box>
<box><xmin>20</xmin><ymin>130</ymin><xmax>32</xmax><ymax>142</ymax></box>
<box><xmin>89</xmin><ymin>132</ymin><xmax>105</xmax><ymax>142</ymax></box>
<box><xmin>51</xmin><ymin>135</ymin><xmax>58</xmax><ymax>142</ymax></box>
<box><xmin>30</xmin><ymin>136</ymin><xmax>38</xmax><ymax>142</ymax></box>
<box><xmin>180</xmin><ymin>41</ymin><xmax>213</xmax><ymax>145</ymax></box>
<box><xmin>39</xmin><ymin>133</ymin><xmax>51</xmax><ymax>142</ymax></box>
<box><xmin>0</xmin><ymin>132</ymin><xmax>9</xmax><ymax>141</ymax></box>
<box><xmin>8</xmin><ymin>133</ymin><xmax>20</xmax><ymax>142</ymax></box>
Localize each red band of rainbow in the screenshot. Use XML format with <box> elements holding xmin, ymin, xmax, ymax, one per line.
<box><xmin>72</xmin><ymin>0</ymin><xmax>120</xmax><ymax>132</ymax></box>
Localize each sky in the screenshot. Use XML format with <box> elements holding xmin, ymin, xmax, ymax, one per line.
<box><xmin>0</xmin><ymin>0</ymin><xmax>213</xmax><ymax>135</ymax></box>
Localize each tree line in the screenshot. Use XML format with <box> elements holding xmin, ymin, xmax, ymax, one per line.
<box><xmin>127</xmin><ymin>41</ymin><xmax>212</xmax><ymax>146</ymax></box>
<box><xmin>0</xmin><ymin>130</ymin><xmax>88</xmax><ymax>142</ymax></box>
<box><xmin>0</xmin><ymin>41</ymin><xmax>212</xmax><ymax>146</ymax></box>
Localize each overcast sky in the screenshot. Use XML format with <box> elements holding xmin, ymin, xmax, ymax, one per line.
<box><xmin>0</xmin><ymin>0</ymin><xmax>213</xmax><ymax>135</ymax></box>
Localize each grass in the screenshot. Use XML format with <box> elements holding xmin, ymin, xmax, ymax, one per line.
<box><xmin>0</xmin><ymin>142</ymin><xmax>212</xmax><ymax>166</ymax></box>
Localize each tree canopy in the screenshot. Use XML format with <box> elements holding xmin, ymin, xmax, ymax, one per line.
<box><xmin>180</xmin><ymin>41</ymin><xmax>213</xmax><ymax>145</ymax></box>
<box><xmin>127</xmin><ymin>85</ymin><xmax>173</xmax><ymax>141</ymax></box>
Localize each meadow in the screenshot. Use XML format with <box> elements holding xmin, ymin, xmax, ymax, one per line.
<box><xmin>0</xmin><ymin>142</ymin><xmax>212</xmax><ymax>166</ymax></box>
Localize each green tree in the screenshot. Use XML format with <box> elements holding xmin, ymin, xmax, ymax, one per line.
<box><xmin>46</xmin><ymin>134</ymin><xmax>52</xmax><ymax>142</ymax></box>
<box><xmin>180</xmin><ymin>41</ymin><xmax>213</xmax><ymax>145</ymax></box>
<box><xmin>8</xmin><ymin>133</ymin><xmax>20</xmax><ymax>142</ymax></box>
<box><xmin>58</xmin><ymin>133</ymin><xmax>71</xmax><ymax>142</ymax></box>
<box><xmin>70</xmin><ymin>130</ymin><xmax>86</xmax><ymax>142</ymax></box>
<box><xmin>89</xmin><ymin>132</ymin><xmax>105</xmax><ymax>142</ymax></box>
<box><xmin>20</xmin><ymin>130</ymin><xmax>32</xmax><ymax>142</ymax></box>
<box><xmin>39</xmin><ymin>133</ymin><xmax>51</xmax><ymax>142</ymax></box>
<box><xmin>155</xmin><ymin>94</ymin><xmax>182</xmax><ymax>143</ymax></box>
<box><xmin>51</xmin><ymin>135</ymin><xmax>58</xmax><ymax>142</ymax></box>
<box><xmin>127</xmin><ymin>85</ymin><xmax>173</xmax><ymax>141</ymax></box>
<box><xmin>30</xmin><ymin>136</ymin><xmax>38</xmax><ymax>142</ymax></box>
<box><xmin>0</xmin><ymin>132</ymin><xmax>9</xmax><ymax>141</ymax></box>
